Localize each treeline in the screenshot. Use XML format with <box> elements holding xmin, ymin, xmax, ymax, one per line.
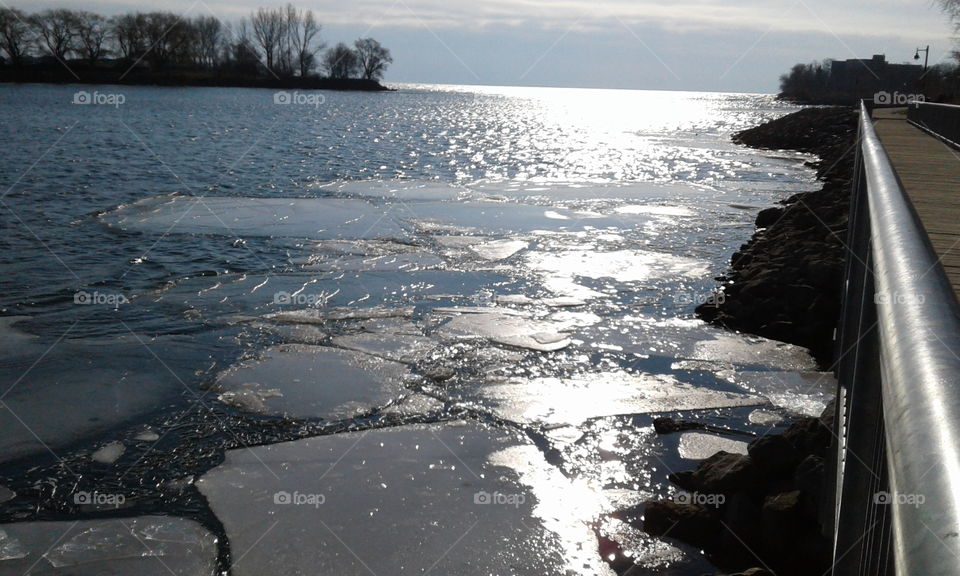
<box><xmin>779</xmin><ymin>59</ymin><xmax>960</xmax><ymax>104</ymax></box>
<box><xmin>0</xmin><ymin>5</ymin><xmax>392</xmax><ymax>85</ymax></box>
<box><xmin>778</xmin><ymin>60</ymin><xmax>831</xmax><ymax>103</ymax></box>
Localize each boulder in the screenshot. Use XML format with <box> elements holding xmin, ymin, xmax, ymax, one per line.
<box><xmin>748</xmin><ymin>434</ymin><xmax>801</xmax><ymax>478</ymax></box>
<box><xmin>795</xmin><ymin>455</ymin><xmax>825</xmax><ymax>521</ymax></box>
<box><xmin>642</xmin><ymin>500</ymin><xmax>718</xmax><ymax>549</ymax></box>
<box><xmin>761</xmin><ymin>490</ymin><xmax>803</xmax><ymax>556</ymax></box>
<box><xmin>755</xmin><ymin>207</ymin><xmax>783</xmax><ymax>229</ymax></box>
<box><xmin>688</xmin><ymin>451</ymin><xmax>762</xmax><ymax>496</ymax></box>
<box><xmin>783</xmin><ymin>417</ymin><xmax>831</xmax><ymax>457</ymax></box>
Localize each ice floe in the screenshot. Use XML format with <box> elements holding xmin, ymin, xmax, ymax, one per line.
<box><xmin>215</xmin><ymin>344</ymin><xmax>408</xmax><ymax>419</ymax></box>
<box><xmin>525</xmin><ymin>249</ymin><xmax>710</xmax><ymax>296</ymax></box>
<box><xmin>317</xmin><ymin>180</ymin><xmax>469</xmax><ymax>201</ymax></box>
<box><xmin>103</xmin><ymin>195</ymin><xmax>413</xmax><ymax>240</ymax></box>
<box><xmin>469</xmin><ymin>239</ymin><xmax>530</xmax><ymax>261</ymax></box>
<box><xmin>264</xmin><ymin>305</ymin><xmax>414</xmax><ymax>325</ymax></box>
<box><xmin>733</xmin><ymin>370</ymin><xmax>834</xmax><ymax>416</ymax></box>
<box><xmin>677</xmin><ymin>432</ymin><xmax>750</xmax><ymax>460</ymax></box>
<box><xmin>91</xmin><ymin>441</ymin><xmax>125</xmax><ymax>464</ymax></box>
<box><xmin>197</xmin><ymin>421</ymin><xmax>605</xmax><ymax>575</ymax></box>
<box><xmin>0</xmin><ymin>517</ymin><xmax>217</xmax><ymax>575</ymax></box>
<box><xmin>452</xmin><ymin>371</ymin><xmax>762</xmax><ymax>427</ymax></box>
<box><xmin>330</xmin><ymin>331</ymin><xmax>439</xmax><ymax>364</ymax></box>
<box><xmin>0</xmin><ymin>336</ymin><xmax>201</xmax><ymax>463</ymax></box>
<box><xmin>430</xmin><ymin>307</ymin><xmax>572</xmax><ymax>352</ymax></box>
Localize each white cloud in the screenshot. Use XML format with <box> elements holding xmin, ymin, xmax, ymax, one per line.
<box><xmin>24</xmin><ymin>0</ymin><xmax>952</xmax><ymax>42</ymax></box>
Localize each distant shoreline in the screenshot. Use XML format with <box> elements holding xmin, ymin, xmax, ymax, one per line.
<box><xmin>0</xmin><ymin>65</ymin><xmax>391</xmax><ymax>92</ymax></box>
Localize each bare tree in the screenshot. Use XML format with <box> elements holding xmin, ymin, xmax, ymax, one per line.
<box><xmin>251</xmin><ymin>7</ymin><xmax>284</xmax><ymax>73</ymax></box>
<box><xmin>193</xmin><ymin>15</ymin><xmax>223</xmax><ymax>68</ymax></box>
<box><xmin>354</xmin><ymin>37</ymin><xmax>392</xmax><ymax>81</ymax></box>
<box><xmin>939</xmin><ymin>1</ymin><xmax>960</xmax><ymax>63</ymax></box>
<box><xmin>942</xmin><ymin>0</ymin><xmax>960</xmax><ymax>24</ymax></box>
<box><xmin>111</xmin><ymin>12</ymin><xmax>147</xmax><ymax>61</ymax></box>
<box><xmin>323</xmin><ymin>42</ymin><xmax>358</xmax><ymax>79</ymax></box>
<box><xmin>140</xmin><ymin>12</ymin><xmax>197</xmax><ymax>69</ymax></box>
<box><xmin>30</xmin><ymin>9</ymin><xmax>79</xmax><ymax>61</ymax></box>
<box><xmin>227</xmin><ymin>18</ymin><xmax>260</xmax><ymax>75</ymax></box>
<box><xmin>75</xmin><ymin>11</ymin><xmax>109</xmax><ymax>64</ymax></box>
<box><xmin>0</xmin><ymin>7</ymin><xmax>33</xmax><ymax>66</ymax></box>
<box><xmin>285</xmin><ymin>4</ymin><xmax>322</xmax><ymax>77</ymax></box>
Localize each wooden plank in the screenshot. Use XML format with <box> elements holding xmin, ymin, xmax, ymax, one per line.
<box><xmin>872</xmin><ymin>112</ymin><xmax>960</xmax><ymax>299</ymax></box>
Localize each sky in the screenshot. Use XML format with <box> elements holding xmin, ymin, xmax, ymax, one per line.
<box><xmin>14</xmin><ymin>0</ymin><xmax>957</xmax><ymax>93</ymax></box>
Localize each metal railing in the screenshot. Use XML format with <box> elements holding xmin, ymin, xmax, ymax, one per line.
<box><xmin>907</xmin><ymin>102</ymin><xmax>960</xmax><ymax>148</ymax></box>
<box><xmin>828</xmin><ymin>101</ymin><xmax>960</xmax><ymax>575</ymax></box>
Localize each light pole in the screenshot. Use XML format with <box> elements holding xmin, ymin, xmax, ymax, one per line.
<box><xmin>914</xmin><ymin>45</ymin><xmax>929</xmax><ymax>72</ymax></box>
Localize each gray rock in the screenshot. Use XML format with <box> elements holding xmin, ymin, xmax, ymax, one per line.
<box><xmin>761</xmin><ymin>490</ymin><xmax>803</xmax><ymax>556</ymax></box>
<box><xmin>783</xmin><ymin>417</ymin><xmax>831</xmax><ymax>457</ymax></box>
<box><xmin>642</xmin><ymin>500</ymin><xmax>717</xmax><ymax>549</ymax></box>
<box><xmin>795</xmin><ymin>454</ymin><xmax>825</xmax><ymax>520</ymax></box>
<box><xmin>747</xmin><ymin>434</ymin><xmax>800</xmax><ymax>477</ymax></box>
<box><xmin>688</xmin><ymin>451</ymin><xmax>762</xmax><ymax>496</ymax></box>
<box><xmin>722</xmin><ymin>491</ymin><xmax>762</xmax><ymax>545</ymax></box>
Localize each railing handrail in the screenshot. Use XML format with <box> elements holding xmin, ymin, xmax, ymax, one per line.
<box><xmin>909</xmin><ymin>101</ymin><xmax>960</xmax><ymax>110</ymax></box>
<box><xmin>858</xmin><ymin>100</ymin><xmax>960</xmax><ymax>575</ymax></box>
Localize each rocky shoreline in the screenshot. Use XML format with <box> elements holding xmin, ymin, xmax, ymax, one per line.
<box><xmin>639</xmin><ymin>405</ymin><xmax>836</xmax><ymax>576</ymax></box>
<box><xmin>696</xmin><ymin>107</ymin><xmax>859</xmax><ymax>367</ymax></box>
<box><xmin>606</xmin><ymin>107</ymin><xmax>860</xmax><ymax>575</ymax></box>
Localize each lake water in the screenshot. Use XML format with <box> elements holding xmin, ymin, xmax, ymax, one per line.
<box><xmin>0</xmin><ymin>84</ymin><xmax>833</xmax><ymax>575</ymax></box>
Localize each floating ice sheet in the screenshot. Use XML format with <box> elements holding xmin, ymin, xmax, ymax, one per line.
<box><xmin>453</xmin><ymin>371</ymin><xmax>762</xmax><ymax>427</ymax></box>
<box><xmin>91</xmin><ymin>441</ymin><xmax>125</xmax><ymax>464</ymax></box>
<box><xmin>400</xmin><ymin>201</ymin><xmax>671</xmax><ymax>236</ymax></box>
<box><xmin>0</xmin><ymin>517</ymin><xmax>217</xmax><ymax>575</ymax></box>
<box><xmin>734</xmin><ymin>370</ymin><xmax>834</xmax><ymax>416</ymax></box>
<box><xmin>470</xmin><ymin>181</ymin><xmax>692</xmax><ymax>202</ymax></box>
<box><xmin>525</xmin><ymin>249</ymin><xmax>710</xmax><ymax>292</ymax></box>
<box><xmin>381</xmin><ymin>393</ymin><xmax>445</xmax><ymax>416</ymax></box>
<box><xmin>582</xmin><ymin>315</ymin><xmax>818</xmax><ymax>372</ymax></box>
<box><xmin>470</xmin><ymin>239</ymin><xmax>530</xmax><ymax>261</ymax></box>
<box><xmin>431</xmin><ymin>307</ymin><xmax>572</xmax><ymax>352</ymax></box>
<box><xmin>197</xmin><ymin>421</ymin><xmax>606</xmax><ymax>576</ymax></box>
<box><xmin>265</xmin><ymin>306</ymin><xmax>414</xmax><ymax>325</ymax></box>
<box><xmin>331</xmin><ymin>331</ymin><xmax>439</xmax><ymax>364</ymax></box>
<box><xmin>0</xmin><ymin>336</ymin><xmax>201</xmax><ymax>463</ymax></box>
<box><xmin>690</xmin><ymin>333</ymin><xmax>817</xmax><ymax>370</ymax></box>
<box><xmin>102</xmin><ymin>195</ymin><xmax>412</xmax><ymax>240</ymax></box>
<box><xmin>677</xmin><ymin>432</ymin><xmax>749</xmax><ymax>460</ymax></box>
<box><xmin>495</xmin><ymin>294</ymin><xmax>586</xmax><ymax>307</ymax></box>
<box><xmin>215</xmin><ymin>344</ymin><xmax>408</xmax><ymax>419</ymax></box>
<box><xmin>317</xmin><ymin>180</ymin><xmax>469</xmax><ymax>201</ymax></box>
<box><xmin>614</xmin><ymin>205</ymin><xmax>695</xmax><ymax>217</ymax></box>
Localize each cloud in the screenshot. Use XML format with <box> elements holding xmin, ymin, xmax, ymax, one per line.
<box><xmin>24</xmin><ymin>0</ymin><xmax>951</xmax><ymax>41</ymax></box>
<box><xmin>14</xmin><ymin>0</ymin><xmax>954</xmax><ymax>91</ymax></box>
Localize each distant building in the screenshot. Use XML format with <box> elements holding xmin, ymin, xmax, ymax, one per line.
<box><xmin>828</xmin><ymin>54</ymin><xmax>923</xmax><ymax>98</ymax></box>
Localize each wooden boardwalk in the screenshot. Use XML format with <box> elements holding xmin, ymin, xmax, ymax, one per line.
<box><xmin>872</xmin><ymin>107</ymin><xmax>960</xmax><ymax>300</ymax></box>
